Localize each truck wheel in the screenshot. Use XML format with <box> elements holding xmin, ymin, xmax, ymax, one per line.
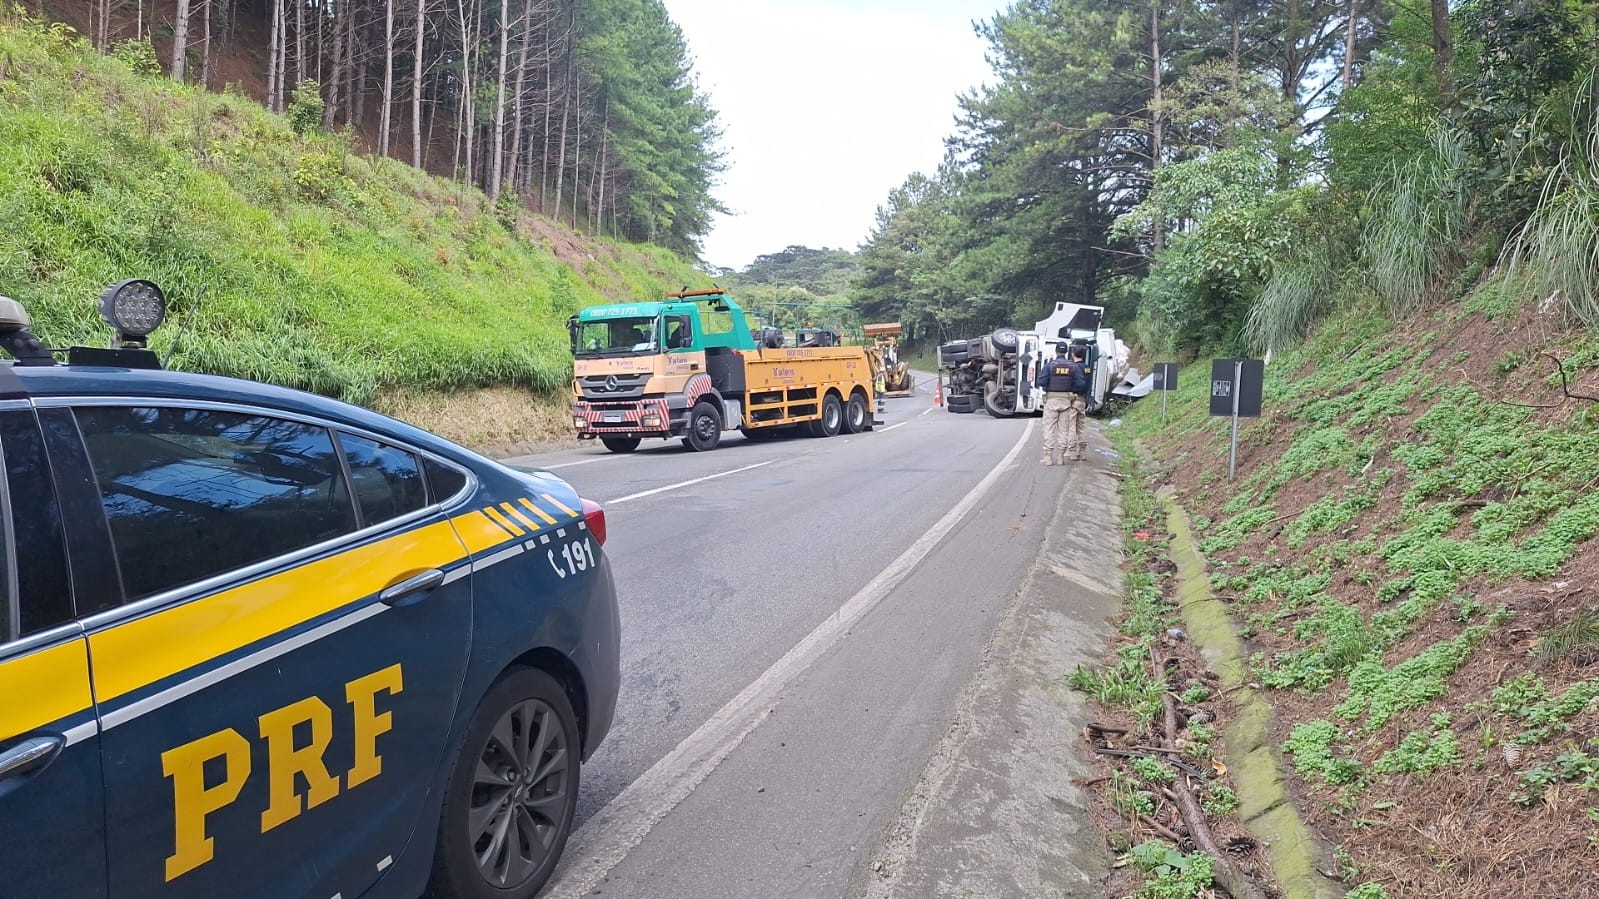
<box><xmin>600</xmin><ymin>437</ymin><xmax>641</xmax><ymax>453</ymax></box>
<box><xmin>426</xmin><ymin>668</ymin><xmax>579</xmax><ymax>899</ymax></box>
<box><xmin>990</xmin><ymin>328</ymin><xmax>1019</xmax><ymax>351</ymax></box>
<box><xmin>844</xmin><ymin>393</ymin><xmax>869</xmax><ymax>433</ymax></box>
<box><xmin>983</xmin><ymin>390</ymin><xmax>1015</xmax><ymax>418</ymax></box>
<box><xmin>683</xmin><ymin>402</ymin><xmax>722</xmax><ymax>451</ymax></box>
<box><xmin>809</xmin><ymin>394</ymin><xmax>843</xmax><ymax>437</ymax></box>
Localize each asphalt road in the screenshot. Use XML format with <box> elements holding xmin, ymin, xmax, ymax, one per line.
<box><xmin>503</xmin><ymin>380</ymin><xmax>1091</xmax><ymax>898</ymax></box>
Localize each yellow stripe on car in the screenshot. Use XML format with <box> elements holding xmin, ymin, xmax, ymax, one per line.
<box><xmin>499</xmin><ymin>502</ymin><xmax>541</xmax><ymax>532</ymax></box>
<box><xmin>89</xmin><ymin>520</ymin><xmax>469</xmax><ymax>703</ymax></box>
<box><xmin>518</xmin><ymin>497</ymin><xmax>558</xmax><ymax>525</ymax></box>
<box><xmin>481</xmin><ymin>506</ymin><xmax>526</xmax><ymax>537</ymax></box>
<box><xmin>541</xmin><ymin>493</ymin><xmax>581</xmax><ymax>518</ymax></box>
<box><xmin>0</xmin><ymin>640</ymin><xmax>94</xmax><ymax>740</ymax></box>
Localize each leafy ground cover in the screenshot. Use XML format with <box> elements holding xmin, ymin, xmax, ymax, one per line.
<box><xmin>1123</xmin><ymin>292</ymin><xmax>1599</xmax><ymax>896</ymax></box>
<box><xmin>0</xmin><ymin>12</ymin><xmax>704</xmax><ymax>423</ymax></box>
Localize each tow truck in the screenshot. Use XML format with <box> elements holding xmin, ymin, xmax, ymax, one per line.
<box><xmin>569</xmin><ymin>289</ymin><xmax>881</xmax><ymax>452</ymax></box>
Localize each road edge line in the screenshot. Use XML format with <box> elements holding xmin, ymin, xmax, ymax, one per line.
<box><xmin>543</xmin><ymin>420</ymin><xmax>1037</xmax><ymax>898</ymax></box>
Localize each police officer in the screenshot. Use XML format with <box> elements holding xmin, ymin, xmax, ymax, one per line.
<box><xmin>1036</xmin><ymin>344</ymin><xmax>1077</xmax><ymax>465</ymax></box>
<box><xmin>1061</xmin><ymin>345</ymin><xmax>1089</xmax><ymax>462</ymax></box>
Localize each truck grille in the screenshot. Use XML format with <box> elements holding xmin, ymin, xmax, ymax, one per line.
<box><xmin>578</xmin><ymin>373</ymin><xmax>650</xmax><ymax>400</ymax></box>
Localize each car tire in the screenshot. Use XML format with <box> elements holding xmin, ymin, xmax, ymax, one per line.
<box><xmin>844</xmin><ymin>393</ymin><xmax>869</xmax><ymax>434</ymax></box>
<box><xmin>426</xmin><ymin>668</ymin><xmax>580</xmax><ymax>899</ymax></box>
<box><xmin>600</xmin><ymin>437</ymin><xmax>640</xmax><ymax>454</ymax></box>
<box><xmin>809</xmin><ymin>394</ymin><xmax>843</xmax><ymax>437</ymax></box>
<box><xmin>683</xmin><ymin>401</ymin><xmax>722</xmax><ymax>451</ymax></box>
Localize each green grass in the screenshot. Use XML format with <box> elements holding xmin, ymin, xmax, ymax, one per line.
<box><xmin>0</xmin><ymin>13</ymin><xmax>707</xmax><ymax>405</ymax></box>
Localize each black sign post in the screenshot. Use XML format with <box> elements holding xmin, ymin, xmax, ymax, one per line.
<box><xmin>1210</xmin><ymin>359</ymin><xmax>1264</xmax><ymax>481</ymax></box>
<box><xmin>1152</xmin><ymin>363</ymin><xmax>1178</xmax><ymax>423</ymax></box>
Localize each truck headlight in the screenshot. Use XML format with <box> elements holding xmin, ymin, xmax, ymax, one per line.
<box><xmin>573</xmin><ymin>417</ymin><xmax>585</xmax><ymax>428</ymax></box>
<box><xmin>641</xmin><ymin>414</ymin><xmax>662</xmax><ymax>428</ymax></box>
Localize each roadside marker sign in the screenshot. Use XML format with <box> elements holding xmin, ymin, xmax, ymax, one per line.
<box><xmin>1209</xmin><ymin>359</ymin><xmax>1264</xmax><ymax>481</ymax></box>
<box><xmin>1153</xmin><ymin>363</ymin><xmax>1178</xmax><ymax>422</ymax></box>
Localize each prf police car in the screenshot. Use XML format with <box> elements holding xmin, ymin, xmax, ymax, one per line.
<box><xmin>0</xmin><ymin>281</ymin><xmax>620</xmax><ymax>899</ymax></box>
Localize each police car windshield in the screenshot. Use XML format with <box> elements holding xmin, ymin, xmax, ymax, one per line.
<box><xmin>576</xmin><ymin>317</ymin><xmax>658</xmax><ymax>357</ymax></box>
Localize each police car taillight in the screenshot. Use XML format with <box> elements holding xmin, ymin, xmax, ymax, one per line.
<box><xmin>581</xmin><ymin>497</ymin><xmax>607</xmax><ymax>545</ymax></box>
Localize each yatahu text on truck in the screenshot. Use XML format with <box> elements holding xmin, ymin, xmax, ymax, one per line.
<box><xmin>568</xmin><ymin>290</ymin><xmax>882</xmax><ymax>453</ymax></box>
<box><xmin>937</xmin><ymin>303</ymin><xmax>1154</xmax><ymax>417</ymax></box>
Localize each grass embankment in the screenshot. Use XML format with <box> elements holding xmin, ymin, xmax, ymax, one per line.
<box><xmin>0</xmin><ymin>13</ymin><xmax>707</xmax><ymax>445</ymax></box>
<box><xmin>1122</xmin><ymin>293</ymin><xmax>1599</xmax><ymax>897</ymax></box>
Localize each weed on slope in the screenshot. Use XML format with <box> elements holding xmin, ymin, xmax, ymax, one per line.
<box><xmin>1126</xmin><ymin>297</ymin><xmax>1599</xmax><ymax>898</ymax></box>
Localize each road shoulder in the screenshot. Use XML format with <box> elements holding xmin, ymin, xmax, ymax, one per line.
<box><xmin>860</xmin><ymin>454</ymin><xmax>1122</xmax><ymax>898</ymax></box>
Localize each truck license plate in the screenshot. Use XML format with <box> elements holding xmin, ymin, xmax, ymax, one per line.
<box><xmin>603</xmin><ymin>414</ymin><xmax>623</xmax><ymax>423</ymax></box>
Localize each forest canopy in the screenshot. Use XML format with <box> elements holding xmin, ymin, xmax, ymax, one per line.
<box><xmin>854</xmin><ymin>0</ymin><xmax>1599</xmax><ymax>355</ymax></box>
<box><xmin>75</xmin><ymin>0</ymin><xmax>726</xmax><ymax>258</ymax></box>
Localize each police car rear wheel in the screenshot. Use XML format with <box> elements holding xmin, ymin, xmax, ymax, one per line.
<box><xmin>429</xmin><ymin>669</ymin><xmax>579</xmax><ymax>899</ymax></box>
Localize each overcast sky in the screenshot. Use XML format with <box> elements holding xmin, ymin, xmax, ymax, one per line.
<box><xmin>661</xmin><ymin>0</ymin><xmax>998</xmax><ymax>271</ymax></box>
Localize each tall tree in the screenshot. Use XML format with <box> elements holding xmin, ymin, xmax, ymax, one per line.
<box><xmin>490</xmin><ymin>0</ymin><xmax>516</xmax><ymax>199</ymax></box>
<box><xmin>200</xmin><ymin>0</ymin><xmax>213</xmax><ymax>87</ymax></box>
<box><xmin>171</xmin><ymin>0</ymin><xmax>192</xmax><ymax>81</ymax></box>
<box><xmin>1431</xmin><ymin>0</ymin><xmax>1452</xmax><ymax>108</ymax></box>
<box><xmin>413</xmin><ymin>0</ymin><xmax>427</xmax><ymax>167</ymax></box>
<box><xmin>380</xmin><ymin>0</ymin><xmax>394</xmax><ymax>156</ymax></box>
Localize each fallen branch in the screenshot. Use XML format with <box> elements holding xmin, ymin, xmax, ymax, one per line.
<box><xmin>1541</xmin><ymin>352</ymin><xmax>1599</xmax><ymax>404</ymax></box>
<box><xmin>1139</xmin><ymin>813</ymin><xmax>1186</xmax><ymax>843</ymax></box>
<box><xmin>1154</xmin><ymin>650</ymin><xmax>1269</xmax><ymax>899</ymax></box>
<box><xmin>1090</xmin><ymin>744</ymin><xmax>1211</xmax><ymax>780</ymax></box>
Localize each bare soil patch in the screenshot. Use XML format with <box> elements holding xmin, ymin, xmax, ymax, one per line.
<box><xmin>373</xmin><ymin>386</ymin><xmax>578</xmax><ymax>458</ymax></box>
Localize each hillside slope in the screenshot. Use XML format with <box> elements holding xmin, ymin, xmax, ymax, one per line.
<box><xmin>1122</xmin><ymin>290</ymin><xmax>1599</xmax><ymax>896</ymax></box>
<box><xmin>0</xmin><ymin>12</ymin><xmax>708</xmax><ymax>444</ymax></box>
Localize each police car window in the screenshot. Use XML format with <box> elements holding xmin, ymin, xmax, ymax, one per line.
<box><xmin>424</xmin><ymin>457</ymin><xmax>467</xmax><ymax>502</ymax></box>
<box><xmin>75</xmin><ymin>407</ymin><xmax>358</xmax><ymax>601</ymax></box>
<box><xmin>339</xmin><ymin>433</ymin><xmax>427</xmax><ymax>525</ymax></box>
<box><xmin>0</xmin><ymin>410</ymin><xmax>73</xmax><ymax>636</ymax></box>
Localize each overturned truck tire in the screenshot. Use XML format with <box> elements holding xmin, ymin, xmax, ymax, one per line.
<box><xmin>945</xmin><ymin>394</ymin><xmax>977</xmax><ymax>413</ymax></box>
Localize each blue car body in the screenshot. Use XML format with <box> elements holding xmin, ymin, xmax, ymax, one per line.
<box><xmin>0</xmin><ymin>363</ymin><xmax>619</xmax><ymax>899</ymax></box>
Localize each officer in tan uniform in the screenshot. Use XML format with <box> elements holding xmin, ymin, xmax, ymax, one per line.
<box><xmin>1037</xmin><ymin>344</ymin><xmax>1089</xmax><ymax>464</ymax></box>
<box><xmin>1061</xmin><ymin>346</ymin><xmax>1089</xmax><ymax>461</ymax></box>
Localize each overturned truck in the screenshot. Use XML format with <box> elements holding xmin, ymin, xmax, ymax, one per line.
<box><xmin>937</xmin><ymin>303</ymin><xmax>1153</xmax><ymax>418</ymax></box>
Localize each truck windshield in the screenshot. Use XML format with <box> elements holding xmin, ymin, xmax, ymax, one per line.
<box><xmin>575</xmin><ymin>317</ymin><xmax>658</xmax><ymax>357</ymax></box>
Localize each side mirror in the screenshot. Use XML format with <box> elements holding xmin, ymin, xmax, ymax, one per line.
<box><xmin>674</xmin><ymin>315</ymin><xmax>693</xmax><ymax>348</ymax></box>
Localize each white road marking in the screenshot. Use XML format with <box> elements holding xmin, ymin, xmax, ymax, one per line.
<box><xmin>604</xmin><ymin>460</ymin><xmax>778</xmax><ymax>506</ymax></box>
<box><xmin>880</xmin><ymin>422</ymin><xmax>907</xmax><ymax>433</ymax></box>
<box><xmin>543</xmin><ymin>421</ymin><xmax>1037</xmax><ymax>899</ymax></box>
<box><xmin>543</xmin><ymin>457</ymin><xmax>610</xmax><ymax>470</ymax></box>
<box><xmin>919</xmin><ymin>407</ymin><xmax>934</xmax><ymax>417</ymax></box>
